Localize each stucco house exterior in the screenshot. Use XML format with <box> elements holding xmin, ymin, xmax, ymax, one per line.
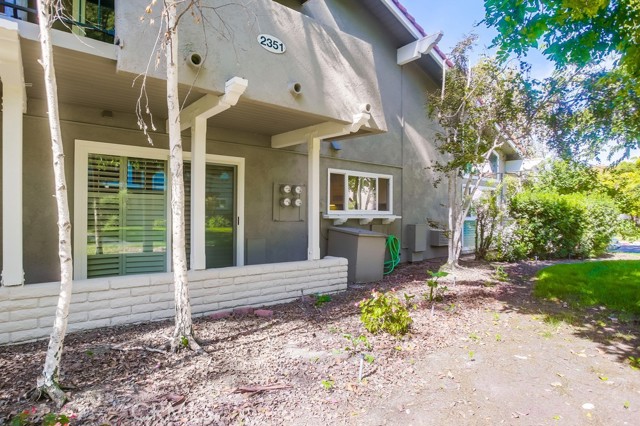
<box><xmin>0</xmin><ymin>0</ymin><xmax>522</xmax><ymax>344</ymax></box>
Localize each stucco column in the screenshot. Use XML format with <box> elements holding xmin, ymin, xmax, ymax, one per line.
<box><xmin>307</xmin><ymin>136</ymin><xmax>321</xmax><ymax>260</ymax></box>
<box><xmin>190</xmin><ymin>116</ymin><xmax>207</xmax><ymax>270</ymax></box>
<box><xmin>2</xmin><ymin>84</ymin><xmax>24</xmax><ymax>286</ymax></box>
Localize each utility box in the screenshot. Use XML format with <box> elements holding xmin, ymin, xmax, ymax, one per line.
<box><xmin>327</xmin><ymin>227</ymin><xmax>386</xmax><ymax>283</ymax></box>
<box><xmin>407</xmin><ymin>224</ymin><xmax>428</xmax><ymax>262</ymax></box>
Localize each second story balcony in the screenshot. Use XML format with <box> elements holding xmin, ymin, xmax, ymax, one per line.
<box><xmin>1</xmin><ymin>0</ymin><xmax>114</xmax><ymax>43</ymax></box>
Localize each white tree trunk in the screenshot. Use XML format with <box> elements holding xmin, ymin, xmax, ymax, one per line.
<box><xmin>35</xmin><ymin>0</ymin><xmax>74</xmax><ymax>407</ymax></box>
<box><xmin>447</xmin><ymin>170</ymin><xmax>460</xmax><ymax>267</ymax></box>
<box><xmin>165</xmin><ymin>1</ymin><xmax>198</xmax><ymax>351</ymax></box>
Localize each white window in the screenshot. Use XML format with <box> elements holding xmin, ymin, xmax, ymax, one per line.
<box><xmin>327</xmin><ymin>169</ymin><xmax>392</xmax><ymax>213</ymax></box>
<box><xmin>74</xmin><ymin>140</ymin><xmax>244</xmax><ymax>280</ymax></box>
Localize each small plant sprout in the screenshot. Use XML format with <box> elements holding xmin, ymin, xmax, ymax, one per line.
<box><xmin>495</xmin><ymin>334</ymin><xmax>502</xmax><ymax>342</ymax></box>
<box><xmin>180</xmin><ymin>335</ymin><xmax>189</xmax><ymax>348</ymax></box>
<box><xmin>629</xmin><ymin>356</ymin><xmax>640</xmax><ymax>370</ymax></box>
<box><xmin>359</xmin><ymin>290</ymin><xmax>412</xmax><ymax>336</ymax></box>
<box><xmin>425</xmin><ymin>270</ymin><xmax>449</xmax><ymax>302</ymax></box>
<box><xmin>342</xmin><ymin>333</ymin><xmax>372</xmax><ymax>353</ymax></box>
<box><xmin>493</xmin><ymin>265</ymin><xmax>509</xmax><ymax>282</ymax></box>
<box><xmin>321</xmin><ymin>379</ymin><xmax>334</xmax><ymax>391</ymax></box>
<box><xmin>313</xmin><ymin>294</ymin><xmax>332</xmax><ymax>307</ymax></box>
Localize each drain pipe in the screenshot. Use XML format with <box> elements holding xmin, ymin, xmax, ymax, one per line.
<box><xmin>0</xmin><ymin>20</ymin><xmax>27</xmax><ymax>286</ymax></box>
<box><xmin>173</xmin><ymin>77</ymin><xmax>248</xmax><ymax>270</ymax></box>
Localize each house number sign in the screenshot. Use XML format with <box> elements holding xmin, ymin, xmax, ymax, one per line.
<box><xmin>258</xmin><ymin>34</ymin><xmax>286</xmax><ymax>54</ymax></box>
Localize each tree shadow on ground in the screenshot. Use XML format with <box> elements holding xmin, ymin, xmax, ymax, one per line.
<box><xmin>497</xmin><ymin>260</ymin><xmax>640</xmax><ymax>367</ymax></box>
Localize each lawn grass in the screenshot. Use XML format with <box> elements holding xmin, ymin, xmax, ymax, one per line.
<box><xmin>535</xmin><ymin>260</ymin><xmax>640</xmax><ymax>315</ymax></box>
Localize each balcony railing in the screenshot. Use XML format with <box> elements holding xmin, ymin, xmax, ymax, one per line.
<box><xmin>1</xmin><ymin>1</ymin><xmax>114</xmax><ymax>43</ymax></box>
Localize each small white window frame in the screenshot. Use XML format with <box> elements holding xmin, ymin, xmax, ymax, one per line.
<box><xmin>73</xmin><ymin>140</ymin><xmax>245</xmax><ymax>280</ymax></box>
<box><xmin>327</xmin><ymin>168</ymin><xmax>393</xmax><ymax>214</ymax></box>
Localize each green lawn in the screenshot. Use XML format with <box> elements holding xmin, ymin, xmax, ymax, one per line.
<box><xmin>535</xmin><ymin>260</ymin><xmax>640</xmax><ymax>315</ymax></box>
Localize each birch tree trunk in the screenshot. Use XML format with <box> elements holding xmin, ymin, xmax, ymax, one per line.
<box><xmin>35</xmin><ymin>0</ymin><xmax>74</xmax><ymax>407</ymax></box>
<box><xmin>164</xmin><ymin>1</ymin><xmax>199</xmax><ymax>352</ymax></box>
<box><xmin>446</xmin><ymin>170</ymin><xmax>460</xmax><ymax>268</ymax></box>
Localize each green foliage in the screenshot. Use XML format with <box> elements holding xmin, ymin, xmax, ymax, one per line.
<box><xmin>493</xmin><ymin>265</ymin><xmax>509</xmax><ymax>282</ymax></box>
<box><xmin>427</xmin><ymin>39</ymin><xmax>536</xmax><ymax>180</ymax></box>
<box><xmin>359</xmin><ymin>290</ymin><xmax>412</xmax><ymax>336</ymax></box>
<box><xmin>10</xmin><ymin>409</ymin><xmax>72</xmax><ymax>426</ymax></box>
<box><xmin>529</xmin><ymin>160</ymin><xmax>602</xmax><ymax>195</ymax></box>
<box><xmin>206</xmin><ymin>215</ymin><xmax>232</xmax><ymax>229</ymax></box>
<box><xmin>363</xmin><ymin>354</ymin><xmax>375</xmax><ymax>364</ymax></box>
<box><xmin>600</xmin><ymin>158</ymin><xmax>640</xmax><ymax>229</ymax></box>
<box><xmin>320</xmin><ymin>379</ymin><xmax>334</xmax><ymax>391</ymax></box>
<box><xmin>180</xmin><ymin>335</ymin><xmax>189</xmax><ymax>348</ymax></box>
<box><xmin>483</xmin><ymin>0</ymin><xmax>640</xmax><ymax>74</ymax></box>
<box><xmin>313</xmin><ymin>294</ymin><xmax>332</xmax><ymax>308</ymax></box>
<box><xmin>535</xmin><ymin>260</ymin><xmax>640</xmax><ymax>315</ymax></box>
<box><xmin>484</xmin><ymin>0</ymin><xmax>640</xmax><ymax>162</ymax></box>
<box><xmin>504</xmin><ymin>189</ymin><xmax>619</xmax><ymax>259</ymax></box>
<box><xmin>342</xmin><ymin>333</ymin><xmax>372</xmax><ymax>353</ymax></box>
<box><xmin>425</xmin><ymin>270</ymin><xmax>449</xmax><ymax>302</ymax></box>
<box><xmin>473</xmin><ymin>186</ymin><xmax>505</xmax><ymax>260</ymax></box>
<box><xmin>629</xmin><ymin>356</ymin><xmax>640</xmax><ymax>370</ymax></box>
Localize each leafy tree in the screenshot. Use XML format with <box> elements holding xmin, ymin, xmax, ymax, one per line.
<box><xmin>484</xmin><ymin>0</ymin><xmax>640</xmax><ymax>162</ymax></box>
<box><xmin>528</xmin><ymin>159</ymin><xmax>602</xmax><ymax>195</ymax></box>
<box><xmin>483</xmin><ymin>0</ymin><xmax>640</xmax><ymax>74</ymax></box>
<box><xmin>427</xmin><ymin>37</ymin><xmax>535</xmax><ymax>267</ymax></box>
<box><xmin>600</xmin><ymin>158</ymin><xmax>640</xmax><ymax>222</ymax></box>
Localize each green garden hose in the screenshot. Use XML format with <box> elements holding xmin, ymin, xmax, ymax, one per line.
<box><xmin>384</xmin><ymin>234</ymin><xmax>401</xmax><ymax>275</ymax></box>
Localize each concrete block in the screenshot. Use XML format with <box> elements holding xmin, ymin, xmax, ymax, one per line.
<box><xmin>130</xmin><ymin>284</ymin><xmax>169</xmax><ymax>296</ymax></box>
<box><xmin>110</xmin><ymin>312</ymin><xmax>151</xmax><ymax>326</ymax></box>
<box><xmin>10</xmin><ymin>307</ymin><xmax>54</xmax><ymax>322</ymax></box>
<box><xmin>110</xmin><ymin>295</ymin><xmax>150</xmax><ymax>309</ymax></box>
<box><xmin>73</xmin><ymin>279</ymin><xmax>110</xmax><ymax>293</ymax></box>
<box><xmin>0</xmin><ymin>333</ymin><xmax>9</xmax><ymax>345</ymax></box>
<box><xmin>38</xmin><ymin>296</ymin><xmax>59</xmax><ymax>308</ymax></box>
<box><xmin>89</xmin><ymin>306</ymin><xmax>130</xmax><ymax>321</ymax></box>
<box><xmin>10</xmin><ymin>328</ymin><xmax>48</xmax><ymax>343</ymax></box>
<box><xmin>150</xmin><ymin>309</ymin><xmax>173</xmax><ymax>321</ymax></box>
<box><xmin>203</xmin><ymin>278</ymin><xmax>232</xmax><ymax>289</ymax></box>
<box><xmin>71</xmin><ymin>292</ymin><xmax>88</xmax><ymax>304</ymax></box>
<box><xmin>8</xmin><ymin>283</ymin><xmax>59</xmax><ymax>300</ymax></box>
<box><xmin>88</xmin><ymin>289</ymin><xmax>131</xmax><ymax>302</ymax></box>
<box><xmin>67</xmin><ymin>318</ymin><xmax>110</xmax><ymax>333</ymax></box>
<box><xmin>149</xmin><ymin>272</ymin><xmax>173</xmax><ymax>286</ymax></box>
<box><xmin>0</xmin><ymin>298</ymin><xmax>38</xmax><ymax>311</ymax></box>
<box><xmin>150</xmin><ymin>292</ymin><xmax>173</xmax><ymax>303</ymax></box>
<box><xmin>0</xmin><ymin>318</ymin><xmax>38</xmax><ymax>333</ymax></box>
<box><xmin>132</xmin><ymin>301</ymin><xmax>170</xmax><ymax>314</ymax></box>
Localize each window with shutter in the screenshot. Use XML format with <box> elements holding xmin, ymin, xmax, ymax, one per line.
<box><xmin>86</xmin><ymin>154</ymin><xmax>167</xmax><ymax>278</ymax></box>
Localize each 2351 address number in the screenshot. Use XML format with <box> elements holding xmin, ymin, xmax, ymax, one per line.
<box><xmin>258</xmin><ymin>34</ymin><xmax>286</xmax><ymax>54</ymax></box>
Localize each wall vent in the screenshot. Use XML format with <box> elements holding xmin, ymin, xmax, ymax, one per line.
<box><xmin>429</xmin><ymin>229</ymin><xmax>449</xmax><ymax>247</ymax></box>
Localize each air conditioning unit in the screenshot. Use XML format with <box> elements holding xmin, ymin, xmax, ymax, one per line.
<box><xmin>429</xmin><ymin>229</ymin><xmax>449</xmax><ymax>247</ymax></box>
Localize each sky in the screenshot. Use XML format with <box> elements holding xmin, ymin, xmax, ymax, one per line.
<box><xmin>399</xmin><ymin>0</ymin><xmax>639</xmax><ymax>164</ymax></box>
<box><xmin>400</xmin><ymin>0</ymin><xmax>555</xmax><ymax>79</ymax></box>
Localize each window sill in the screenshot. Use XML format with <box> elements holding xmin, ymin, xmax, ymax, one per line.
<box><xmin>322</xmin><ymin>213</ymin><xmax>401</xmax><ymax>226</ymax></box>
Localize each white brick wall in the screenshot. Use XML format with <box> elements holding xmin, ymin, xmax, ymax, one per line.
<box><xmin>0</xmin><ymin>257</ymin><xmax>348</xmax><ymax>345</ymax></box>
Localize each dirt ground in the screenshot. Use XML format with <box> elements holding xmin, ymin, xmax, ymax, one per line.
<box><xmin>1</xmin><ymin>255</ymin><xmax>639</xmax><ymax>425</ymax></box>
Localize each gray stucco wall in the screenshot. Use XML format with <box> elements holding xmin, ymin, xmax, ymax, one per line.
<box><xmin>5</xmin><ymin>0</ymin><xmax>452</xmax><ymax>284</ymax></box>
<box><xmin>115</xmin><ymin>0</ymin><xmax>386</xmax><ymax>132</ymax></box>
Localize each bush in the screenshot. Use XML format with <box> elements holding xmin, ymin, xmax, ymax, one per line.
<box><xmin>359</xmin><ymin>290</ymin><xmax>412</xmax><ymax>336</ymax></box>
<box><xmin>504</xmin><ymin>189</ymin><xmax>619</xmax><ymax>259</ymax></box>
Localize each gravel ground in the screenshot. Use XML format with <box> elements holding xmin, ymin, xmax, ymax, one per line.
<box><xmin>1</xmin><ymin>254</ymin><xmax>638</xmax><ymax>425</ymax></box>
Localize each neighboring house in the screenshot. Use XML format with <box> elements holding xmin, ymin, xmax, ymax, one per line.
<box><xmin>0</xmin><ymin>0</ymin><xmax>512</xmax><ymax>344</ymax></box>
<box><xmin>461</xmin><ymin>140</ymin><xmax>527</xmax><ymax>253</ymax></box>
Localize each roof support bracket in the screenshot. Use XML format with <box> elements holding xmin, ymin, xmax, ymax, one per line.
<box><xmin>271</xmin><ymin>108</ymin><xmax>371</xmax><ymax>149</ymax></box>
<box><xmin>397</xmin><ymin>31</ymin><xmax>443</xmax><ymax>66</ymax></box>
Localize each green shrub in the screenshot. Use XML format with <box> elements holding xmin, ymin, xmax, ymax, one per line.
<box><xmin>504</xmin><ymin>189</ymin><xmax>619</xmax><ymax>259</ymax></box>
<box><xmin>359</xmin><ymin>290</ymin><xmax>412</xmax><ymax>336</ymax></box>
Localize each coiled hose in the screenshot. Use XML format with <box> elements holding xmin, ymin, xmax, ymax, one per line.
<box><xmin>384</xmin><ymin>234</ymin><xmax>400</xmax><ymax>275</ymax></box>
